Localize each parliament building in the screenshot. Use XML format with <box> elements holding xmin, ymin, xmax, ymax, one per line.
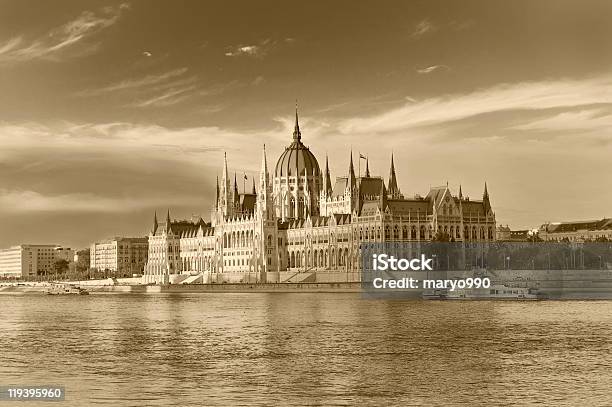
<box><xmin>143</xmin><ymin>108</ymin><xmax>496</xmax><ymax>284</ymax></box>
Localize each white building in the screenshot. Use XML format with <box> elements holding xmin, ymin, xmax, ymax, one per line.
<box><xmin>539</xmin><ymin>219</ymin><xmax>612</xmax><ymax>242</ymax></box>
<box><xmin>90</xmin><ymin>237</ymin><xmax>148</xmax><ymax>275</ymax></box>
<box><xmin>0</xmin><ymin>245</ymin><xmax>74</xmax><ymax>279</ymax></box>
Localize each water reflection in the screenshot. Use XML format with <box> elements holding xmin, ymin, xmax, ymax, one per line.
<box><xmin>1</xmin><ymin>295</ymin><xmax>612</xmax><ymax>406</ymax></box>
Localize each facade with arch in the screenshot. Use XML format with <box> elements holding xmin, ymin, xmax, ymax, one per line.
<box><xmin>143</xmin><ymin>106</ymin><xmax>497</xmax><ymax>283</ymax></box>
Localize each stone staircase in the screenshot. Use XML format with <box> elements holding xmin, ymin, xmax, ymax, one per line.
<box><xmin>283</xmin><ymin>269</ymin><xmax>316</xmax><ymax>283</ymax></box>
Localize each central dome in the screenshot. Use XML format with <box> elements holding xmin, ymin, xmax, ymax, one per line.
<box><xmin>274</xmin><ymin>107</ymin><xmax>320</xmax><ymax>178</ymax></box>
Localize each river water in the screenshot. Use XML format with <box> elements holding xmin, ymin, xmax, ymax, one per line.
<box><xmin>1</xmin><ymin>294</ymin><xmax>612</xmax><ymax>406</ymax></box>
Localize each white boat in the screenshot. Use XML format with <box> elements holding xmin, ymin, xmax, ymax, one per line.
<box><xmin>423</xmin><ymin>284</ymin><xmax>546</xmax><ymax>300</ymax></box>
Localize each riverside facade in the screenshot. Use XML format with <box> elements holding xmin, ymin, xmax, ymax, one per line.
<box><xmin>143</xmin><ymin>107</ymin><xmax>497</xmax><ymax>284</ymax></box>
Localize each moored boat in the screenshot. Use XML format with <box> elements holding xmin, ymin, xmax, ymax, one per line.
<box><xmin>45</xmin><ymin>283</ymin><xmax>89</xmax><ymax>295</ymax></box>
<box><xmin>423</xmin><ymin>284</ymin><xmax>546</xmax><ymax>300</ymax></box>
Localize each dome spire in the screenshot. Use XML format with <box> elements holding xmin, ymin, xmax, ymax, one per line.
<box><xmin>293</xmin><ymin>100</ymin><xmax>301</xmax><ymax>141</ymax></box>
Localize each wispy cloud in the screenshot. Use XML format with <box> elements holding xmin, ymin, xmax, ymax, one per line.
<box><xmin>128</xmin><ymin>83</ymin><xmax>199</xmax><ymax>108</ymax></box>
<box><xmin>0</xmin><ymin>3</ymin><xmax>129</xmax><ymax>63</ymax></box>
<box><xmin>416</xmin><ymin>64</ymin><xmax>450</xmax><ymax>74</ymax></box>
<box><xmin>0</xmin><ymin>189</ymin><xmax>199</xmax><ymax>214</ymax></box>
<box><xmin>224</xmin><ymin>38</ymin><xmax>286</xmax><ymax>58</ymax></box>
<box><xmin>512</xmin><ymin>108</ymin><xmax>612</xmax><ymax>133</ymax></box>
<box><xmin>411</xmin><ymin>19</ymin><xmax>437</xmax><ymax>38</ymax></box>
<box><xmin>338</xmin><ymin>74</ymin><xmax>612</xmax><ymax>135</ymax></box>
<box><xmin>76</xmin><ymin>67</ymin><xmax>189</xmax><ymax>96</ymax></box>
<box><xmin>76</xmin><ymin>68</ymin><xmax>244</xmax><ymax>108</ymax></box>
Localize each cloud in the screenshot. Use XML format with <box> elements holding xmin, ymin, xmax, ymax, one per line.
<box><xmin>252</xmin><ymin>76</ymin><xmax>265</xmax><ymax>86</ymax></box>
<box><xmin>128</xmin><ymin>83</ymin><xmax>199</xmax><ymax>107</ymax></box>
<box><xmin>76</xmin><ymin>69</ymin><xmax>245</xmax><ymax>108</ymax></box>
<box><xmin>0</xmin><ymin>120</ymin><xmax>282</xmax><ymax>170</ymax></box>
<box><xmin>0</xmin><ymin>189</ymin><xmax>198</xmax><ymax>214</ymax></box>
<box><xmin>224</xmin><ymin>39</ymin><xmax>279</xmax><ymax>58</ymax></box>
<box><xmin>338</xmin><ymin>74</ymin><xmax>612</xmax><ymax>135</ymax></box>
<box><xmin>0</xmin><ymin>3</ymin><xmax>129</xmax><ymax>63</ymax></box>
<box><xmin>416</xmin><ymin>65</ymin><xmax>450</xmax><ymax>74</ymax></box>
<box><xmin>411</xmin><ymin>19</ymin><xmax>437</xmax><ymax>38</ymax></box>
<box><xmin>511</xmin><ymin>108</ymin><xmax>612</xmax><ymax>133</ymax></box>
<box><xmin>225</xmin><ymin>45</ymin><xmax>260</xmax><ymax>57</ymax></box>
<box><xmin>76</xmin><ymin>68</ymin><xmax>189</xmax><ymax>96</ymax></box>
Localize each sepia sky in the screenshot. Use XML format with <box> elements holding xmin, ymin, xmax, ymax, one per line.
<box><xmin>1</xmin><ymin>0</ymin><xmax>611</xmax><ymax>249</ymax></box>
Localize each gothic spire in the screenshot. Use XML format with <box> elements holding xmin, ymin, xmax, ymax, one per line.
<box><xmin>153</xmin><ymin>211</ymin><xmax>158</xmax><ymax>235</ymax></box>
<box><xmin>222</xmin><ymin>152</ymin><xmax>229</xmax><ymax>183</ymax></box>
<box><xmin>388</xmin><ymin>153</ymin><xmax>400</xmax><ymax>197</ymax></box>
<box><xmin>365</xmin><ymin>157</ymin><xmax>370</xmax><ymax>177</ymax></box>
<box><xmin>324</xmin><ymin>154</ymin><xmax>332</xmax><ymax>196</ymax></box>
<box><xmin>258</xmin><ymin>144</ymin><xmax>273</xmax><ymax>218</ymax></box>
<box><xmin>292</xmin><ymin>100</ymin><xmax>301</xmax><ymax>141</ymax></box>
<box><xmin>483</xmin><ymin>182</ymin><xmax>491</xmax><ymax>214</ymax></box>
<box><xmin>348</xmin><ymin>150</ymin><xmax>356</xmax><ymax>189</ymax></box>
<box><xmin>260</xmin><ymin>144</ymin><xmax>268</xmax><ymax>179</ymax></box>
<box><xmin>459</xmin><ymin>184</ymin><xmax>463</xmax><ymax>199</ymax></box>
<box><xmin>165</xmin><ymin>209</ymin><xmax>171</xmax><ymax>232</ymax></box>
<box><xmin>215</xmin><ymin>175</ymin><xmax>219</xmax><ymax>205</ymax></box>
<box><xmin>252</xmin><ymin>177</ymin><xmax>256</xmax><ymax>194</ymax></box>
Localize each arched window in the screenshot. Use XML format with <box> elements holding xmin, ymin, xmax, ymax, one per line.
<box><xmin>289</xmin><ymin>197</ymin><xmax>295</xmax><ymax>218</ymax></box>
<box><xmin>298</xmin><ymin>197</ymin><xmax>305</xmax><ymax>218</ymax></box>
<box><xmin>344</xmin><ymin>248</ymin><xmax>350</xmax><ymax>269</ymax></box>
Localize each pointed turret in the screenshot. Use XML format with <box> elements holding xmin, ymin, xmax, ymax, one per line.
<box><xmin>222</xmin><ymin>152</ymin><xmax>229</xmax><ymax>185</ymax></box>
<box><xmin>324</xmin><ymin>154</ymin><xmax>332</xmax><ymax>196</ymax></box>
<box><xmin>292</xmin><ymin>101</ymin><xmax>301</xmax><ymax>141</ymax></box>
<box><xmin>459</xmin><ymin>184</ymin><xmax>463</xmax><ymax>198</ymax></box>
<box><xmin>260</xmin><ymin>144</ymin><xmax>268</xmax><ymax>180</ymax></box>
<box><xmin>257</xmin><ymin>144</ymin><xmax>274</xmax><ymax>220</ymax></box>
<box><xmin>348</xmin><ymin>150</ymin><xmax>356</xmax><ymax>190</ymax></box>
<box><xmin>152</xmin><ymin>211</ymin><xmax>158</xmax><ymax>235</ymax></box>
<box><xmin>220</xmin><ymin>152</ymin><xmax>232</xmax><ymax>216</ymax></box>
<box><xmin>483</xmin><ymin>182</ymin><xmax>491</xmax><ymax>214</ymax></box>
<box><xmin>252</xmin><ymin>177</ymin><xmax>256</xmax><ymax>194</ymax></box>
<box><xmin>233</xmin><ymin>172</ymin><xmax>239</xmax><ymax>212</ymax></box>
<box><xmin>365</xmin><ymin>157</ymin><xmax>370</xmax><ymax>177</ymax></box>
<box><xmin>165</xmin><ymin>209</ymin><xmax>171</xmax><ymax>233</ymax></box>
<box><xmin>388</xmin><ymin>153</ymin><xmax>401</xmax><ymax>198</ymax></box>
<box><xmin>215</xmin><ymin>175</ymin><xmax>219</xmax><ymax>207</ymax></box>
